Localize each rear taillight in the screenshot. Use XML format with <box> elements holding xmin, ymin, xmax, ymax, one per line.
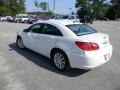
<box><xmin>75</xmin><ymin>41</ymin><xmax>99</xmax><ymax>51</ymax></box>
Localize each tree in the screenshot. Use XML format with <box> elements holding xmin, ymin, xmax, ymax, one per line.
<box><xmin>91</xmin><ymin>0</ymin><xmax>109</xmax><ymax>18</ymax></box>
<box><xmin>106</xmin><ymin>0</ymin><xmax>120</xmax><ymax>19</ymax></box>
<box><xmin>76</xmin><ymin>0</ymin><xmax>109</xmax><ymax>19</ymax></box>
<box><xmin>0</xmin><ymin>0</ymin><xmax>26</xmax><ymax>16</ymax></box>
<box><xmin>39</xmin><ymin>2</ymin><xmax>48</xmax><ymax>12</ymax></box>
<box><xmin>18</xmin><ymin>0</ymin><xmax>26</xmax><ymax>13</ymax></box>
<box><xmin>34</xmin><ymin>1</ymin><xmax>53</xmax><ymax>16</ymax></box>
<box><xmin>34</xmin><ymin>0</ymin><xmax>39</xmax><ymax>12</ymax></box>
<box><xmin>114</xmin><ymin>0</ymin><xmax>120</xmax><ymax>18</ymax></box>
<box><xmin>0</xmin><ymin>0</ymin><xmax>4</xmax><ymax>5</ymax></box>
<box><xmin>75</xmin><ymin>0</ymin><xmax>88</xmax><ymax>15</ymax></box>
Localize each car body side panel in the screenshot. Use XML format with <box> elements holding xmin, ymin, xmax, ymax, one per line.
<box><xmin>35</xmin><ymin>34</ymin><xmax>57</xmax><ymax>58</ymax></box>
<box><xmin>16</xmin><ymin>20</ymin><xmax>113</xmax><ymax>69</ymax></box>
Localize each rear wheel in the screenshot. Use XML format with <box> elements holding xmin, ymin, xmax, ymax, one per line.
<box><xmin>52</xmin><ymin>50</ymin><xmax>70</xmax><ymax>71</ymax></box>
<box><xmin>24</xmin><ymin>20</ymin><xmax>27</xmax><ymax>23</ymax></box>
<box><xmin>16</xmin><ymin>37</ymin><xmax>25</xmax><ymax>49</ymax></box>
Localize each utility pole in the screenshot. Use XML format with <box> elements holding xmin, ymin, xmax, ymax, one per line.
<box><xmin>9</xmin><ymin>0</ymin><xmax>12</xmax><ymax>15</ymax></box>
<box><xmin>53</xmin><ymin>0</ymin><xmax>55</xmax><ymax>14</ymax></box>
<box><xmin>68</xmin><ymin>8</ymin><xmax>72</xmax><ymax>15</ymax></box>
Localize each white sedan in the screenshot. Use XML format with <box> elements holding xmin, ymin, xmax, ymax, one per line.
<box><xmin>16</xmin><ymin>20</ymin><xmax>113</xmax><ymax>71</ymax></box>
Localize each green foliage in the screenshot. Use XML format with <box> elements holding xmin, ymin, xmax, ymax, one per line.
<box><xmin>76</xmin><ymin>0</ymin><xmax>109</xmax><ymax>18</ymax></box>
<box><xmin>34</xmin><ymin>0</ymin><xmax>39</xmax><ymax>9</ymax></box>
<box><xmin>39</xmin><ymin>2</ymin><xmax>48</xmax><ymax>11</ymax></box>
<box><xmin>91</xmin><ymin>0</ymin><xmax>108</xmax><ymax>18</ymax></box>
<box><xmin>34</xmin><ymin>1</ymin><xmax>52</xmax><ymax>16</ymax></box>
<box><xmin>76</xmin><ymin>0</ymin><xmax>120</xmax><ymax>20</ymax></box>
<box><xmin>105</xmin><ymin>6</ymin><xmax>116</xmax><ymax>20</ymax></box>
<box><xmin>105</xmin><ymin>0</ymin><xmax>120</xmax><ymax>20</ymax></box>
<box><xmin>0</xmin><ymin>0</ymin><xmax>4</xmax><ymax>6</ymax></box>
<box><xmin>34</xmin><ymin>1</ymin><xmax>49</xmax><ymax>12</ymax></box>
<box><xmin>0</xmin><ymin>0</ymin><xmax>25</xmax><ymax>16</ymax></box>
<box><xmin>106</xmin><ymin>0</ymin><xmax>120</xmax><ymax>19</ymax></box>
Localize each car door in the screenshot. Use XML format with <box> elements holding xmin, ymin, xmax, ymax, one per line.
<box><xmin>22</xmin><ymin>24</ymin><xmax>42</xmax><ymax>52</ymax></box>
<box><xmin>37</xmin><ymin>24</ymin><xmax>63</xmax><ymax>57</ymax></box>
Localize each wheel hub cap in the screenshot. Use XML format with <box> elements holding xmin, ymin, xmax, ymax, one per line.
<box><xmin>18</xmin><ymin>39</ymin><xmax>24</xmax><ymax>48</ymax></box>
<box><xmin>54</xmin><ymin>53</ymin><xmax>65</xmax><ymax>69</ymax></box>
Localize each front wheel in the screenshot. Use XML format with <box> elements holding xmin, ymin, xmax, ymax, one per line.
<box><xmin>24</xmin><ymin>20</ymin><xmax>27</xmax><ymax>23</ymax></box>
<box><xmin>16</xmin><ymin>38</ymin><xmax>25</xmax><ymax>49</ymax></box>
<box><xmin>52</xmin><ymin>51</ymin><xmax>70</xmax><ymax>71</ymax></box>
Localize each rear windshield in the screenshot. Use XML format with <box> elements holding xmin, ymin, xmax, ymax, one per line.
<box><xmin>66</xmin><ymin>24</ymin><xmax>97</xmax><ymax>36</ymax></box>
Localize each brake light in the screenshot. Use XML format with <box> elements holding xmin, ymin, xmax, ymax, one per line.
<box><xmin>75</xmin><ymin>41</ymin><xmax>99</xmax><ymax>51</ymax></box>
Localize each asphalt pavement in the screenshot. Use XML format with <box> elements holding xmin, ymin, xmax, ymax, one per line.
<box><xmin>0</xmin><ymin>21</ymin><xmax>120</xmax><ymax>90</ymax></box>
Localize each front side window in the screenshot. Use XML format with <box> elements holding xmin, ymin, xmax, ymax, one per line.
<box><xmin>42</xmin><ymin>24</ymin><xmax>62</xmax><ymax>36</ymax></box>
<box><xmin>66</xmin><ymin>24</ymin><xmax>97</xmax><ymax>36</ymax></box>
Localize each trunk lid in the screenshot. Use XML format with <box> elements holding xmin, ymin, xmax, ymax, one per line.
<box><xmin>78</xmin><ymin>33</ymin><xmax>109</xmax><ymax>49</ymax></box>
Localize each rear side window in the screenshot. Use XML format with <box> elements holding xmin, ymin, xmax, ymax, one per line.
<box><xmin>29</xmin><ymin>24</ymin><xmax>42</xmax><ymax>33</ymax></box>
<box><xmin>66</xmin><ymin>24</ymin><xmax>97</xmax><ymax>36</ymax></box>
<box><xmin>42</xmin><ymin>24</ymin><xmax>63</xmax><ymax>36</ymax></box>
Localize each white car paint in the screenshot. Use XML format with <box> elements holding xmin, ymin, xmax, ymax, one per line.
<box><xmin>21</xmin><ymin>17</ymin><xmax>29</xmax><ymax>22</ymax></box>
<box><xmin>68</xmin><ymin>15</ymin><xmax>80</xmax><ymax>22</ymax></box>
<box><xmin>0</xmin><ymin>17</ymin><xmax>7</xmax><ymax>21</ymax></box>
<box><xmin>17</xmin><ymin>20</ymin><xmax>113</xmax><ymax>70</ymax></box>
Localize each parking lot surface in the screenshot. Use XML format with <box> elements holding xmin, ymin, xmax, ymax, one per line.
<box><xmin>0</xmin><ymin>21</ymin><xmax>120</xmax><ymax>90</ymax></box>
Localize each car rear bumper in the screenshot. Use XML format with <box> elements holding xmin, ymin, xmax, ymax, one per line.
<box><xmin>68</xmin><ymin>45</ymin><xmax>113</xmax><ymax>70</ymax></box>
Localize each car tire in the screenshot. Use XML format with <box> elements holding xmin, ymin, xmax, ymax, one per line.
<box><xmin>24</xmin><ymin>20</ymin><xmax>27</xmax><ymax>23</ymax></box>
<box><xmin>16</xmin><ymin>37</ymin><xmax>25</xmax><ymax>49</ymax></box>
<box><xmin>52</xmin><ymin>50</ymin><xmax>70</xmax><ymax>71</ymax></box>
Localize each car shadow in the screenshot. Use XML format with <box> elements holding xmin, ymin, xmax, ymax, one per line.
<box><xmin>8</xmin><ymin>43</ymin><xmax>90</xmax><ymax>77</ymax></box>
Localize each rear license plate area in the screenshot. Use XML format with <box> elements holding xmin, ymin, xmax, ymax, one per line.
<box><xmin>104</xmin><ymin>54</ymin><xmax>110</xmax><ymax>60</ymax></box>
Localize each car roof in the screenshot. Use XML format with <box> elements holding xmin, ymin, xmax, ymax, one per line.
<box><xmin>36</xmin><ymin>20</ymin><xmax>82</xmax><ymax>25</ymax></box>
<box><xmin>34</xmin><ymin>20</ymin><xmax>83</xmax><ymax>38</ymax></box>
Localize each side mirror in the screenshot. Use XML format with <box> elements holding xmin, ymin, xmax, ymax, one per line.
<box><xmin>23</xmin><ymin>28</ymin><xmax>29</xmax><ymax>32</ymax></box>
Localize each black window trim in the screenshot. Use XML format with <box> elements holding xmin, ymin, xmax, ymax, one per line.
<box><xmin>26</xmin><ymin>23</ymin><xmax>45</xmax><ymax>34</ymax></box>
<box><xmin>24</xmin><ymin>23</ymin><xmax>63</xmax><ymax>36</ymax></box>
